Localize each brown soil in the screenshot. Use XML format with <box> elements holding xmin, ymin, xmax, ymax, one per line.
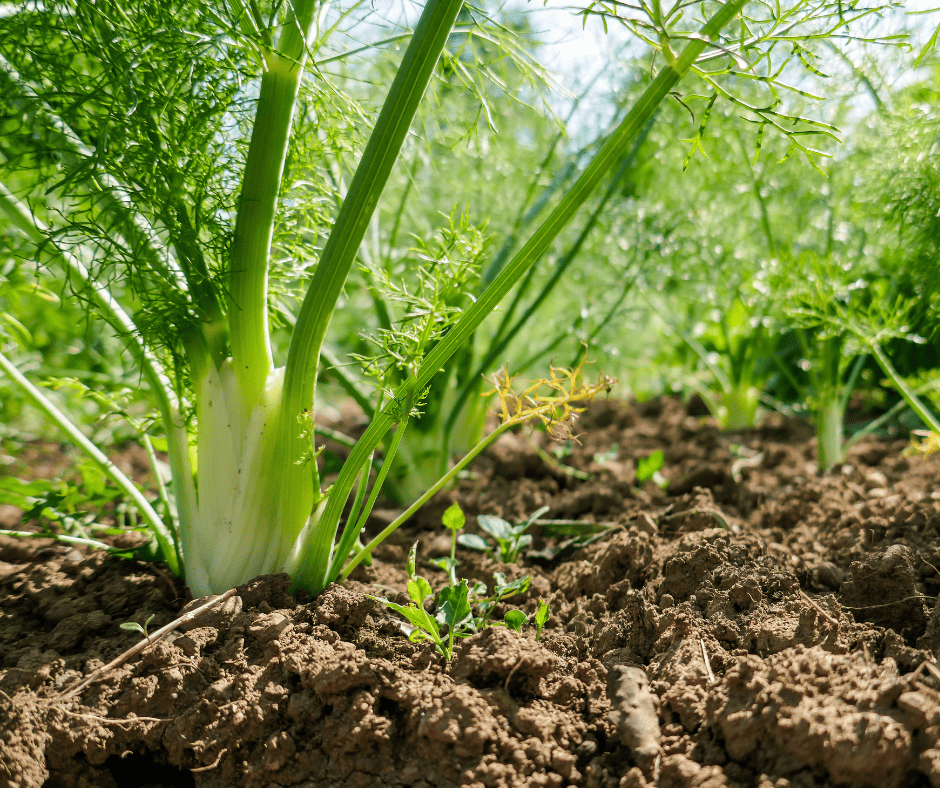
<box><xmin>2</xmin><ymin>397</ymin><xmax>940</xmax><ymax>788</ymax></box>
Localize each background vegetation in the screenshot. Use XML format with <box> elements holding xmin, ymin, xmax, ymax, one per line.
<box><xmin>1</xmin><ymin>0</ymin><xmax>938</xmax><ymax>592</ymax></box>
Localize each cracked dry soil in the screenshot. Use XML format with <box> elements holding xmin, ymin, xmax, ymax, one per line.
<box><xmin>2</xmin><ymin>396</ymin><xmax>940</xmax><ymax>788</ymax></box>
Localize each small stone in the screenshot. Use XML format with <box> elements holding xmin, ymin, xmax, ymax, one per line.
<box><xmin>810</xmin><ymin>561</ymin><xmax>844</xmax><ymax>590</ymax></box>
<box><xmin>864</xmin><ymin>470</ymin><xmax>889</xmax><ymax>488</ymax></box>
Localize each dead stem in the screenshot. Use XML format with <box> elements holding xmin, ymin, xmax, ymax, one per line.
<box><xmin>54</xmin><ymin>709</ymin><xmax>173</xmax><ymax>724</ymax></box>
<box><xmin>504</xmin><ymin>657</ymin><xmax>525</xmax><ymax>695</ymax></box>
<box><xmin>799</xmin><ymin>589</ymin><xmax>839</xmax><ymax>627</ymax></box>
<box><xmin>699</xmin><ymin>639</ymin><xmax>716</xmax><ymax>685</ymax></box>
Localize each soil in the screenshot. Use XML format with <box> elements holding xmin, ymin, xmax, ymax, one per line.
<box><xmin>2</xmin><ymin>396</ymin><xmax>940</xmax><ymax>788</ymax></box>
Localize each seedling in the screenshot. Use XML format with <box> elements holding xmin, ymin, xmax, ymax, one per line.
<box><xmin>371</xmin><ymin>505</ymin><xmax>543</xmax><ymax>656</ymax></box>
<box><xmin>120</xmin><ymin>613</ymin><xmax>156</xmax><ymax>645</ymax></box>
<box><xmin>503</xmin><ymin>609</ymin><xmax>527</xmax><ymax>634</ymax></box>
<box><xmin>368</xmin><ymin>542</ymin><xmax>471</xmax><ymax>660</ymax></box>
<box><xmin>636</xmin><ymin>450</ymin><xmax>668</xmax><ymax>488</ymax></box>
<box><xmin>534</xmin><ymin>598</ymin><xmax>551</xmax><ymax>641</ymax></box>
<box><xmin>458</xmin><ymin>506</ymin><xmax>548</xmax><ymax>564</ymax></box>
<box><xmin>429</xmin><ymin>501</ymin><xmax>465</xmax><ymax>585</ymax></box>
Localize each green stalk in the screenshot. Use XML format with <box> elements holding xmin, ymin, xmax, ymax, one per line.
<box><xmin>296</xmin><ymin>0</ymin><xmax>751</xmax><ymax>595</ymax></box>
<box><xmin>815</xmin><ymin>396</ymin><xmax>845</xmax><ymax>470</ymax></box>
<box><xmin>0</xmin><ymin>349</ymin><xmax>179</xmax><ymax>573</ymax></box>
<box><xmin>0</xmin><ymin>181</ymin><xmax>197</xmax><ymax>569</ymax></box>
<box><xmin>228</xmin><ymin>0</ymin><xmax>319</xmax><ymax>406</ymax></box>
<box><xmin>280</xmin><ymin>0</ymin><xmax>465</xmax><ymax>593</ymax></box>
<box><xmin>870</xmin><ymin>342</ymin><xmax>940</xmax><ymax>435</ymax></box>
<box><xmin>282</xmin><ymin>0</ymin><xmax>465</xmax><ymax>427</ymax></box>
<box><xmin>347</xmin><ymin>419</ymin><xmax>410</xmax><ymax>542</ymax></box>
<box><xmin>724</xmin><ymin>385</ymin><xmax>759</xmax><ymax>431</ymax></box>
<box><xmin>339</xmin><ymin>418</ymin><xmax>513</xmax><ymax>580</ymax></box>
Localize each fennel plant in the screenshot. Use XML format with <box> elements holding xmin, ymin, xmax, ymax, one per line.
<box><xmin>1</xmin><ymin>0</ymin><xmax>808</xmax><ymax>597</ymax></box>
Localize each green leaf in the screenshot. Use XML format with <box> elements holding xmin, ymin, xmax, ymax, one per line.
<box><xmin>493</xmin><ymin>573</ymin><xmax>531</xmax><ymax>600</ymax></box>
<box><xmin>79</xmin><ymin>461</ymin><xmax>108</xmax><ymax>500</ymax></box>
<box><xmin>438</xmin><ymin>580</ymin><xmax>472</xmax><ymax>631</ymax></box>
<box><xmin>457</xmin><ymin>533</ymin><xmax>491</xmax><ymax>552</ymax></box>
<box><xmin>430</xmin><ymin>556</ymin><xmax>459</xmax><ymax>585</ymax></box>
<box><xmin>534</xmin><ymin>599</ymin><xmax>550</xmax><ymax>640</ymax></box>
<box><xmin>407</xmin><ymin>576</ymin><xmax>433</xmax><ymax>606</ymax></box>
<box><xmin>636</xmin><ymin>450</ymin><xmax>665</xmax><ymax>483</ymax></box>
<box><xmin>120</xmin><ymin>622</ymin><xmax>144</xmax><ymax>634</ymax></box>
<box><xmin>368</xmin><ymin>595</ymin><xmax>442</xmax><ymax>641</ymax></box>
<box><xmin>915</xmin><ymin>23</ymin><xmax>940</xmax><ymax>67</ymax></box>
<box><xmin>503</xmin><ymin>609</ymin><xmax>526</xmax><ymax>633</ymax></box>
<box><xmin>442</xmin><ymin>502</ymin><xmax>465</xmax><ymax>532</ymax></box>
<box><xmin>477</xmin><ymin>515</ymin><xmax>514</xmax><ymax>541</ymax></box>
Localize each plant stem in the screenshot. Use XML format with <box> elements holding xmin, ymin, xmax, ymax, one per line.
<box><xmin>816</xmin><ymin>395</ymin><xmax>845</xmax><ymax>470</ymax></box>
<box><xmin>871</xmin><ymin>342</ymin><xmax>940</xmax><ymax>435</ymax></box>
<box><xmin>339</xmin><ymin>421</ymin><xmax>512</xmax><ymax>580</ymax></box>
<box><xmin>228</xmin><ymin>0</ymin><xmax>319</xmax><ymax>406</ymax></box>
<box><xmin>0</xmin><ymin>349</ymin><xmax>179</xmax><ymax>573</ymax></box>
<box><xmin>283</xmin><ymin>0</ymin><xmax>466</xmax><ymax>429</ymax></box>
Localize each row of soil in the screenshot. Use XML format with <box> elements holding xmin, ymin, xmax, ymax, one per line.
<box><xmin>1</xmin><ymin>396</ymin><xmax>939</xmax><ymax>787</ymax></box>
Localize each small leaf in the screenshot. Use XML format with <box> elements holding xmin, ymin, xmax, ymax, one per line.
<box><xmin>430</xmin><ymin>556</ymin><xmax>458</xmax><ymax>584</ymax></box>
<box><xmin>493</xmin><ymin>573</ymin><xmax>530</xmax><ymax>599</ymax></box>
<box><xmin>457</xmin><ymin>533</ymin><xmax>491</xmax><ymax>552</ymax></box>
<box><xmin>477</xmin><ymin>515</ymin><xmax>514</xmax><ymax>541</ymax></box>
<box><xmin>636</xmin><ymin>450</ymin><xmax>665</xmax><ymax>482</ymax></box>
<box><xmin>407</xmin><ymin>576</ymin><xmax>432</xmax><ymax>605</ymax></box>
<box><xmin>442</xmin><ymin>502</ymin><xmax>465</xmax><ymax>532</ymax></box>
<box><xmin>503</xmin><ymin>609</ymin><xmax>526</xmax><ymax>633</ymax></box>
<box><xmin>915</xmin><ymin>23</ymin><xmax>940</xmax><ymax>67</ymax></box>
<box><xmin>438</xmin><ymin>580</ymin><xmax>472</xmax><ymax>631</ymax></box>
<box><xmin>534</xmin><ymin>599</ymin><xmax>550</xmax><ymax>640</ymax></box>
<box><xmin>79</xmin><ymin>462</ymin><xmax>107</xmax><ymax>500</ymax></box>
<box><xmin>120</xmin><ymin>622</ymin><xmax>144</xmax><ymax>635</ymax></box>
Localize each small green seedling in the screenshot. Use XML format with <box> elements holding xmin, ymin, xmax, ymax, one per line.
<box><xmin>430</xmin><ymin>501</ymin><xmax>465</xmax><ymax>585</ymax></box>
<box><xmin>373</xmin><ymin>505</ymin><xmax>548</xmax><ymax>655</ymax></box>
<box><xmin>534</xmin><ymin>598</ymin><xmax>550</xmax><ymax>641</ymax></box>
<box><xmin>592</xmin><ymin>443</ymin><xmax>619</xmax><ymax>464</ymax></box>
<box><xmin>368</xmin><ymin>542</ymin><xmax>473</xmax><ymax>660</ymax></box>
<box><xmin>120</xmin><ymin>613</ymin><xmax>156</xmax><ymax>644</ymax></box>
<box><xmin>500</xmin><ymin>597</ymin><xmax>551</xmax><ymax>639</ymax></box>
<box><xmin>636</xmin><ymin>450</ymin><xmax>668</xmax><ymax>488</ymax></box>
<box><xmin>458</xmin><ymin>506</ymin><xmax>548</xmax><ymax>563</ymax></box>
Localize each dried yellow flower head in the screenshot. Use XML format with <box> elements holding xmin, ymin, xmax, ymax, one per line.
<box><xmin>906</xmin><ymin>429</ymin><xmax>940</xmax><ymax>458</ymax></box>
<box><xmin>484</xmin><ymin>356</ymin><xmax>615</xmax><ymax>440</ymax></box>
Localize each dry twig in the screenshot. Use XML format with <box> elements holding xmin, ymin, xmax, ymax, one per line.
<box><xmin>800</xmin><ymin>589</ymin><xmax>839</xmax><ymax>627</ymax></box>
<box><xmin>699</xmin><ymin>639</ymin><xmax>716</xmax><ymax>685</ymax></box>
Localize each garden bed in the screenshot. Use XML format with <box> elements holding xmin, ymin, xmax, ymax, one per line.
<box><xmin>2</xmin><ymin>396</ymin><xmax>940</xmax><ymax>788</ymax></box>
